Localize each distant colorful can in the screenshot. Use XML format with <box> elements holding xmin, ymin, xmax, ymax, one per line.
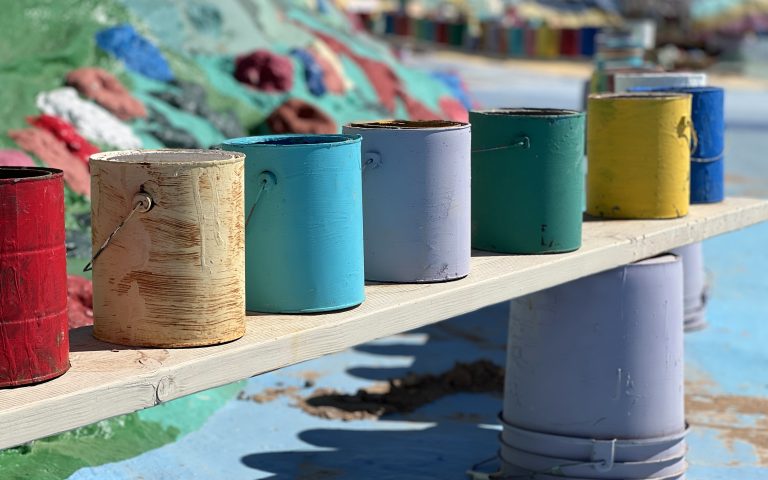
<box><xmin>222</xmin><ymin>135</ymin><xmax>365</xmax><ymax>313</ymax></box>
<box><xmin>0</xmin><ymin>167</ymin><xmax>69</xmax><ymax>387</ymax></box>
<box><xmin>613</xmin><ymin>71</ymin><xmax>707</xmax><ymax>93</ymax></box>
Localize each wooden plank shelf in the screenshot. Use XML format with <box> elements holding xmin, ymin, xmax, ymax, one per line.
<box><xmin>2</xmin><ymin>196</ymin><xmax>768</xmax><ymax>450</ymax></box>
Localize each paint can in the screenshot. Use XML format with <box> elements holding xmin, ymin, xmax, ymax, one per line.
<box><xmin>580</xmin><ymin>27</ymin><xmax>600</xmax><ymax>57</ymax></box>
<box><xmin>90</xmin><ymin>150</ymin><xmax>245</xmax><ymax>347</ymax></box>
<box><xmin>535</xmin><ymin>25</ymin><xmax>560</xmax><ymax>58</ymax></box>
<box><xmin>626</xmin><ymin>18</ymin><xmax>657</xmax><ymax>50</ymax></box>
<box><xmin>524</xmin><ymin>27</ymin><xmax>537</xmax><ymax>57</ymax></box>
<box><xmin>342</xmin><ymin>120</ymin><xmax>471</xmax><ymax>283</ymax></box>
<box><xmin>384</xmin><ymin>13</ymin><xmax>395</xmax><ymax>35</ymax></box>
<box><xmin>670</xmin><ymin>243</ymin><xmax>708</xmax><ymax>332</ymax></box>
<box><xmin>436</xmin><ymin>21</ymin><xmax>448</xmax><ymax>44</ymax></box>
<box><xmin>470</xmin><ymin>108</ymin><xmax>585</xmax><ymax>254</ymax></box>
<box><xmin>448</xmin><ymin>22</ymin><xmax>465</xmax><ymax>47</ymax></box>
<box><xmin>601</xmin><ymin>66</ymin><xmax>664</xmax><ymax>93</ymax></box>
<box><xmin>586</xmin><ymin>93</ymin><xmax>692</xmax><ymax>219</ymax></box>
<box><xmin>502</xmin><ymin>255</ymin><xmax>687</xmax><ymax>477</ymax></box>
<box><xmin>506</xmin><ymin>26</ymin><xmax>524</xmax><ymax>56</ymax></box>
<box><xmin>499</xmin><ymin>438</ymin><xmax>687</xmax><ymax>479</ymax></box>
<box><xmin>221</xmin><ymin>135</ymin><xmax>364</xmax><ymax>313</ymax></box>
<box><xmin>0</xmin><ymin>167</ymin><xmax>69</xmax><ymax>386</ymax></box>
<box><xmin>560</xmin><ymin>28</ymin><xmax>580</xmax><ymax>57</ymax></box>
<box><xmin>613</xmin><ymin>72</ymin><xmax>707</xmax><ymax>93</ymax></box>
<box><xmin>630</xmin><ymin>86</ymin><xmax>725</xmax><ymax>204</ymax></box>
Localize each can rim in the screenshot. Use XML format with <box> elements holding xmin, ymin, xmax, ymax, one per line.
<box><xmin>222</xmin><ymin>134</ymin><xmax>361</xmax><ymax>149</ymax></box>
<box><xmin>0</xmin><ymin>166</ymin><xmax>63</xmax><ymax>184</ymax></box>
<box><xmin>589</xmin><ymin>92</ymin><xmax>692</xmax><ymax>100</ymax></box>
<box><xmin>614</xmin><ymin>71</ymin><xmax>706</xmax><ymax>79</ymax></box>
<box><xmin>90</xmin><ymin>149</ymin><xmax>244</xmax><ymax>165</ymax></box>
<box><xmin>345</xmin><ymin>119</ymin><xmax>469</xmax><ymax>130</ymax></box>
<box><xmin>471</xmin><ymin>108</ymin><xmax>583</xmax><ymax>117</ymax></box>
<box><xmin>628</xmin><ymin>86</ymin><xmax>724</xmax><ymax>94</ymax></box>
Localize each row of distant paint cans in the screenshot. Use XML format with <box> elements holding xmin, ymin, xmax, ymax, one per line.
<box><xmin>378</xmin><ymin>13</ymin><xmax>602</xmax><ymax>58</ymax></box>
<box><xmin>0</xmin><ymin>91</ymin><xmax>722</xmax><ymax>386</ymax></box>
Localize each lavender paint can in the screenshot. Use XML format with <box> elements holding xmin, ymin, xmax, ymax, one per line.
<box><xmin>670</xmin><ymin>243</ymin><xmax>708</xmax><ymax>332</ymax></box>
<box><xmin>502</xmin><ymin>255</ymin><xmax>687</xmax><ymax>478</ymax></box>
<box><xmin>342</xmin><ymin>120</ymin><xmax>471</xmax><ymax>283</ymax></box>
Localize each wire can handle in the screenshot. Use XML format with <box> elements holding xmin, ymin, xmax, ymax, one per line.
<box><xmin>83</xmin><ymin>192</ymin><xmax>153</xmax><ymax>272</ymax></box>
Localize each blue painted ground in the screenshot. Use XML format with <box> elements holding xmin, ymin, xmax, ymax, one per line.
<box><xmin>68</xmin><ymin>55</ymin><xmax>768</xmax><ymax>479</ymax></box>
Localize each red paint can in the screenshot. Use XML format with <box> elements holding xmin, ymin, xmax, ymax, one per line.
<box><xmin>559</xmin><ymin>29</ymin><xmax>581</xmax><ymax>57</ymax></box>
<box><xmin>0</xmin><ymin>167</ymin><xmax>69</xmax><ymax>387</ymax></box>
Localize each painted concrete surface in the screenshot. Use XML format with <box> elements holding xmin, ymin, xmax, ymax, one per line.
<box><xmin>68</xmin><ymin>56</ymin><xmax>768</xmax><ymax>479</ymax></box>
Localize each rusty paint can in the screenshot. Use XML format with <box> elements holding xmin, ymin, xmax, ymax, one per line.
<box><xmin>89</xmin><ymin>150</ymin><xmax>245</xmax><ymax>347</ymax></box>
<box><xmin>0</xmin><ymin>167</ymin><xmax>69</xmax><ymax>387</ymax></box>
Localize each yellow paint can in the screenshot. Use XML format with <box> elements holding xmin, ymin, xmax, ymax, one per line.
<box><xmin>587</xmin><ymin>92</ymin><xmax>693</xmax><ymax>219</ymax></box>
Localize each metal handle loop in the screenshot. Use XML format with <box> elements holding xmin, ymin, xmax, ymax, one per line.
<box><xmin>245</xmin><ymin>171</ymin><xmax>276</xmax><ymax>229</ymax></box>
<box><xmin>688</xmin><ymin>119</ymin><xmax>699</xmax><ymax>156</ymax></box>
<box><xmin>83</xmin><ymin>192</ymin><xmax>153</xmax><ymax>272</ymax></box>
<box><xmin>362</xmin><ymin>151</ymin><xmax>382</xmax><ymax>172</ymax></box>
<box><xmin>472</xmin><ymin>136</ymin><xmax>530</xmax><ymax>154</ymax></box>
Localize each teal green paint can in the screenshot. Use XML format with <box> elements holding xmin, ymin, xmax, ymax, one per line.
<box><xmin>222</xmin><ymin>134</ymin><xmax>364</xmax><ymax>313</ymax></box>
<box><xmin>470</xmin><ymin>108</ymin><xmax>585</xmax><ymax>254</ymax></box>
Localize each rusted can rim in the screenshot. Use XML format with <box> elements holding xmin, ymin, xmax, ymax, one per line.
<box><xmin>589</xmin><ymin>92</ymin><xmax>692</xmax><ymax>101</ymax></box>
<box><xmin>223</xmin><ymin>134</ymin><xmax>361</xmax><ymax>149</ymax></box>
<box><xmin>0</xmin><ymin>166</ymin><xmax>63</xmax><ymax>184</ymax></box>
<box><xmin>90</xmin><ymin>149</ymin><xmax>245</xmax><ymax>166</ymax></box>
<box><xmin>471</xmin><ymin>108</ymin><xmax>583</xmax><ymax>117</ymax></box>
<box><xmin>345</xmin><ymin>120</ymin><xmax>469</xmax><ymax>130</ymax></box>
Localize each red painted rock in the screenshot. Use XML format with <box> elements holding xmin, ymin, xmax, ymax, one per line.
<box><xmin>9</xmin><ymin>128</ymin><xmax>91</xmax><ymax>197</ymax></box>
<box><xmin>401</xmin><ymin>94</ymin><xmax>440</xmax><ymax>121</ymax></box>
<box><xmin>267</xmin><ymin>99</ymin><xmax>337</xmax><ymax>134</ymax></box>
<box><xmin>28</xmin><ymin>114</ymin><xmax>99</xmax><ymax>165</ymax></box>
<box><xmin>0</xmin><ymin>149</ymin><xmax>35</xmax><ymax>167</ymax></box>
<box><xmin>439</xmin><ymin>97</ymin><xmax>469</xmax><ymax>122</ymax></box>
<box><xmin>234</xmin><ymin>50</ymin><xmax>294</xmax><ymax>93</ymax></box>
<box><xmin>67</xmin><ymin>275</ymin><xmax>94</xmax><ymax>329</ymax></box>
<box><xmin>66</xmin><ymin>67</ymin><xmax>147</xmax><ymax>120</ymax></box>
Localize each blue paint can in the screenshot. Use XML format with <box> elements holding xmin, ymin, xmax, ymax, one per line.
<box><xmin>684</xmin><ymin>86</ymin><xmax>725</xmax><ymax>203</ymax></box>
<box><xmin>221</xmin><ymin>135</ymin><xmax>365</xmax><ymax>313</ymax></box>
<box><xmin>579</xmin><ymin>27</ymin><xmax>599</xmax><ymax>57</ymax></box>
<box><xmin>629</xmin><ymin>86</ymin><xmax>725</xmax><ymax>204</ymax></box>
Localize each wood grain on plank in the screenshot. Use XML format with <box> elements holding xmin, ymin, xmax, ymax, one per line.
<box><xmin>1</xmin><ymin>196</ymin><xmax>767</xmax><ymax>449</ymax></box>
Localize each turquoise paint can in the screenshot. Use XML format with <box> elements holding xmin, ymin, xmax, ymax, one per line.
<box><xmin>221</xmin><ymin>135</ymin><xmax>365</xmax><ymax>313</ymax></box>
<box><xmin>507</xmin><ymin>27</ymin><xmax>525</xmax><ymax>56</ymax></box>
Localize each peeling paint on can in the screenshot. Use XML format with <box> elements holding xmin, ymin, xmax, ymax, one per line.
<box><xmin>90</xmin><ymin>150</ymin><xmax>246</xmax><ymax>347</ymax></box>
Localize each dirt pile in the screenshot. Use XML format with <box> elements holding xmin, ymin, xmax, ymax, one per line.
<box><xmin>298</xmin><ymin>360</ymin><xmax>504</xmax><ymax>421</ymax></box>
